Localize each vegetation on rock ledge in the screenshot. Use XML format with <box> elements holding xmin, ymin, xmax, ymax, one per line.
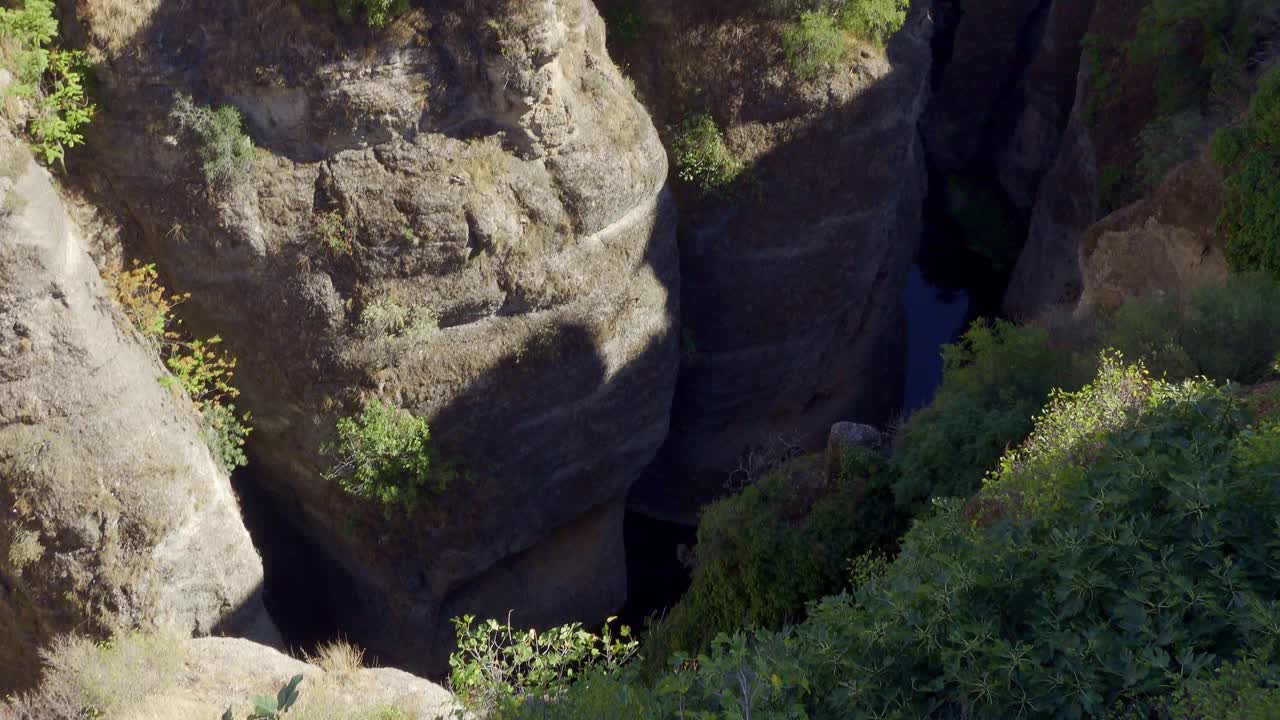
<box><xmin>325</xmin><ymin>399</ymin><xmax>455</xmax><ymax>510</ymax></box>
<box><xmin>0</xmin><ymin>0</ymin><xmax>95</xmax><ymax>163</ymax></box>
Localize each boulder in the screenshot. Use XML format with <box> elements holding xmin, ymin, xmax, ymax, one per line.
<box><xmin>825</xmin><ymin>422</ymin><xmax>884</xmax><ymax>481</ymax></box>
<box><xmin>4</xmin><ymin>635</ymin><xmax>454</xmax><ymax>720</ymax></box>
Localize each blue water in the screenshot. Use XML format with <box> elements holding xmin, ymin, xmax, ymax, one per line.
<box><xmin>901</xmin><ymin>264</ymin><xmax>970</xmax><ymax>414</ymax></box>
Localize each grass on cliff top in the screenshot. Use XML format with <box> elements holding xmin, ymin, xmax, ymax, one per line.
<box><xmin>780</xmin><ymin>0</ymin><xmax>909</xmax><ymax>79</ymax></box>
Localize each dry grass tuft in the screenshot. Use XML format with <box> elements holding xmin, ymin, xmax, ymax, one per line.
<box><xmin>310</xmin><ymin>640</ymin><xmax>366</xmax><ymax>676</ymax></box>
<box><xmin>80</xmin><ymin>0</ymin><xmax>162</xmax><ymax>55</ymax></box>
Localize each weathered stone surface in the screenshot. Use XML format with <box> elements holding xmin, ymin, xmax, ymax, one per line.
<box><xmin>1077</xmin><ymin>155</ymin><xmax>1229</xmax><ymax>314</ymax></box>
<box><xmin>922</xmin><ymin>0</ymin><xmax>1042</xmax><ymax>170</ymax></box>
<box><xmin>0</xmin><ymin>132</ymin><xmax>272</xmax><ymax>694</ymax></box>
<box><xmin>616</xmin><ymin>2</ymin><xmax>935</xmax><ymax>524</ymax></box>
<box><xmin>67</xmin><ymin>0</ymin><xmax>678</xmax><ymax>675</ymax></box>
<box><xmin>825</xmin><ymin>422</ymin><xmax>884</xmax><ymax>481</ymax></box>
<box><xmin>159</xmin><ymin>638</ymin><xmax>455</xmax><ymax>720</ymax></box>
<box><xmin>10</xmin><ymin>635</ymin><xmax>454</xmax><ymax>720</ymax></box>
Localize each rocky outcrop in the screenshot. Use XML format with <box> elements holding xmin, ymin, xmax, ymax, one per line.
<box><xmin>0</xmin><ymin>131</ymin><xmax>272</xmax><ymax>695</ymax></box>
<box><xmin>1076</xmin><ymin>154</ymin><xmax>1229</xmax><ymax>314</ymax></box>
<box><xmin>607</xmin><ymin>2</ymin><xmax>935</xmax><ymax>523</ymax></box>
<box><xmin>177</xmin><ymin>638</ymin><xmax>455</xmax><ymax>720</ymax></box>
<box><xmin>65</xmin><ymin>0</ymin><xmax>678</xmax><ymax>675</ymax></box>
<box><xmin>825</xmin><ymin>422</ymin><xmax>884</xmax><ymax>481</ymax></box>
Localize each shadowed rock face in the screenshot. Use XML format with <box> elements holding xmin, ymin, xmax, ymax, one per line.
<box><xmin>64</xmin><ymin>0</ymin><xmax>678</xmax><ymax>675</ymax></box>
<box><xmin>994</xmin><ymin>0</ymin><xmax>1098</xmax><ymax>208</ymax></box>
<box><xmin>614</xmin><ymin>3</ymin><xmax>936</xmax><ymax>523</ymax></box>
<box><xmin>0</xmin><ymin>131</ymin><xmax>273</xmax><ymax>695</ymax></box>
<box><xmin>1004</xmin><ymin>0</ymin><xmax>1158</xmax><ymax>319</ymax></box>
<box><xmin>922</xmin><ymin>0</ymin><xmax>1044</xmax><ymax>171</ymax></box>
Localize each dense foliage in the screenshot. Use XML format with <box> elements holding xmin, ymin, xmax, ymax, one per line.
<box><xmin>1212</xmin><ymin>67</ymin><xmax>1280</xmax><ymax>276</ymax></box>
<box><xmin>641</xmin><ymin>450</ymin><xmax>904</xmax><ymax>672</ymax></box>
<box><xmin>671</xmin><ymin>113</ymin><xmax>744</xmax><ymax>197</ymax></box>
<box><xmin>782</xmin><ymin>12</ymin><xmax>846</xmax><ymax>80</ymax></box>
<box><xmin>1104</xmin><ymin>272</ymin><xmax>1280</xmax><ymax>384</ymax></box>
<box><xmin>170</xmin><ymin>93</ymin><xmax>255</xmax><ymax>190</ymax></box>
<box><xmin>778</xmin><ymin>0</ymin><xmax>908</xmax><ymax>78</ymax></box>
<box><xmin>469</xmin><ymin>356</ymin><xmax>1280</xmax><ymax>719</ymax></box>
<box><xmin>449</xmin><ymin>615</ymin><xmax>638</xmax><ymax>717</ymax></box>
<box><xmin>325</xmin><ymin>399</ymin><xmax>454</xmax><ymax>509</ymax></box>
<box><xmin>891</xmin><ymin>320</ymin><xmax>1082</xmax><ymax>509</ymax></box>
<box><xmin>0</xmin><ymin>0</ymin><xmax>95</xmax><ymax>163</ymax></box>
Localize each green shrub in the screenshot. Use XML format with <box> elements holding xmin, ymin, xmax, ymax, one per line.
<box><xmin>324</xmin><ymin>0</ymin><xmax>408</xmax><ymax>29</ymax></box>
<box><xmin>641</xmin><ymin>449</ymin><xmax>904</xmax><ymax>671</ymax></box>
<box><xmin>833</xmin><ymin>0</ymin><xmax>909</xmax><ymax>45</ymax></box>
<box><xmin>1162</xmin><ymin>657</ymin><xmax>1280</xmax><ymax>719</ymax></box>
<box><xmin>325</xmin><ymin>399</ymin><xmax>454</xmax><ymax>509</ymax></box>
<box><xmin>106</xmin><ymin>261</ymin><xmax>252</xmax><ymax>473</ymax></box>
<box><xmin>170</xmin><ymin>93</ymin><xmax>255</xmax><ymax>189</ymax></box>
<box><xmin>782</xmin><ymin>11</ymin><xmax>846</xmax><ymax>79</ymax></box>
<box><xmin>1104</xmin><ymin>273</ymin><xmax>1280</xmax><ymax>384</ymax></box>
<box><xmin>0</xmin><ymin>0</ymin><xmax>95</xmax><ymax>164</ymax></box>
<box><xmin>890</xmin><ymin>320</ymin><xmax>1083</xmax><ymax>509</ymax></box>
<box><xmin>223</xmin><ymin>674</ymin><xmax>302</xmax><ymax>720</ymax></box>
<box><xmin>604</xmin><ymin>2</ymin><xmax>644</xmax><ymax>47</ymax></box>
<box><xmin>1213</xmin><ymin>67</ymin><xmax>1280</xmax><ymax>276</ymax></box>
<box><xmin>1136</xmin><ymin>110</ymin><xmax>1209</xmax><ymax>191</ymax></box>
<box><xmin>671</xmin><ymin>113</ymin><xmax>743</xmax><ymax>198</ymax></box>
<box><xmin>1129</xmin><ymin>0</ymin><xmax>1238</xmax><ymax>113</ymax></box>
<box><xmin>486</xmin><ymin>360</ymin><xmax>1280</xmax><ymax>719</ymax></box>
<box><xmin>449</xmin><ymin>615</ymin><xmax>637</xmax><ymax>716</ymax></box>
<box><xmin>797</xmin><ymin>366</ymin><xmax>1280</xmax><ymax>719</ymax></box>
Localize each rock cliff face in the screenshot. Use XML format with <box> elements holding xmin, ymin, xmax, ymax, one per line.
<box><xmin>65</xmin><ymin>0</ymin><xmax>678</xmax><ymax>674</ymax></box>
<box><xmin>1076</xmin><ymin>154</ymin><xmax>1229</xmax><ymax>314</ymax></box>
<box><xmin>1004</xmin><ymin>0</ymin><xmax>1163</xmax><ymax>318</ymax></box>
<box><xmin>0</xmin><ymin>131</ymin><xmax>272</xmax><ymax>694</ymax></box>
<box><xmin>994</xmin><ymin>0</ymin><xmax>1098</xmax><ymax>208</ymax></box>
<box><xmin>602</xmin><ymin>1</ymin><xmax>936</xmax><ymax>523</ymax></box>
<box><xmin>922</xmin><ymin>0</ymin><xmax>1045</xmax><ymax>171</ymax></box>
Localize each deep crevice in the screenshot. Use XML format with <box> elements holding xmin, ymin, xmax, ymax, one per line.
<box><xmin>616</xmin><ymin>511</ymin><xmax>697</xmax><ymax>631</ymax></box>
<box><xmin>231</xmin><ymin>458</ymin><xmax>365</xmax><ymax>661</ymax></box>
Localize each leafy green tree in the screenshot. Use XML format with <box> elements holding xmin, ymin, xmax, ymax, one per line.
<box><xmin>0</xmin><ymin>0</ymin><xmax>95</xmax><ymax>163</ymax></box>
<box><xmin>1213</xmin><ymin>67</ymin><xmax>1280</xmax><ymax>276</ymax></box>
<box><xmin>325</xmin><ymin>399</ymin><xmax>454</xmax><ymax>509</ymax></box>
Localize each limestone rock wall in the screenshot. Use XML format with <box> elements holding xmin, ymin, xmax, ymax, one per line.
<box><xmin>598</xmin><ymin>1</ymin><xmax>936</xmax><ymax>523</ymax></box>
<box><xmin>64</xmin><ymin>0</ymin><xmax>678</xmax><ymax>675</ymax></box>
<box><xmin>0</xmin><ymin>131</ymin><xmax>272</xmax><ymax>694</ymax></box>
